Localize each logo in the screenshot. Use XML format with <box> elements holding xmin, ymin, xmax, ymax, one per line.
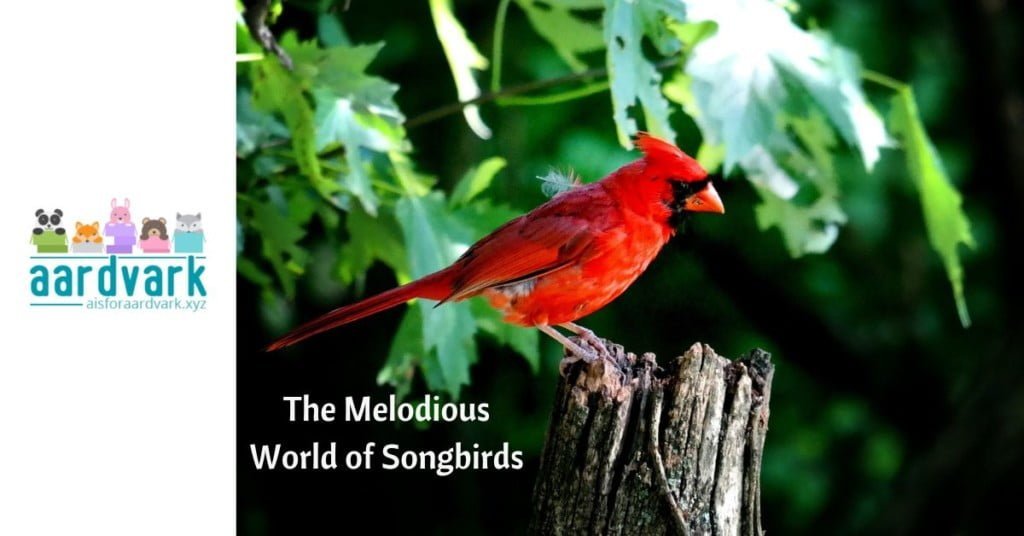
<box><xmin>28</xmin><ymin>198</ymin><xmax>208</xmax><ymax>312</ymax></box>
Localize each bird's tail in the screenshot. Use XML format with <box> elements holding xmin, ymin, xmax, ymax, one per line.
<box><xmin>265</xmin><ymin>272</ymin><xmax>451</xmax><ymax>351</ymax></box>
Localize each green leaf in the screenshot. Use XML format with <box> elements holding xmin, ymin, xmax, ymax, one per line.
<box><xmin>741</xmin><ymin>111</ymin><xmax>848</xmax><ymax>256</ymax></box>
<box><xmin>515</xmin><ymin>0</ymin><xmax>604</xmax><ymax>72</ymax></box>
<box><xmin>785</xmin><ymin>38</ymin><xmax>890</xmax><ymax>172</ymax></box>
<box><xmin>237</xmin><ymin>256</ymin><xmax>274</xmax><ymax>288</ymax></box>
<box><xmin>246</xmin><ymin>191</ymin><xmax>316</xmax><ymax>298</ymax></box>
<box><xmin>390</xmin><ymin>151</ymin><xmax>436</xmax><ymax>197</ymax></box>
<box><xmin>450</xmin><ymin>157</ymin><xmax>507</xmax><ymax>207</ymax></box>
<box><xmin>302</xmin><ymin>41</ymin><xmax>407</xmax><ymax>215</ymax></box>
<box><xmin>268</xmin><ymin>0</ymin><xmax>283</xmax><ymax>22</ymax></box>
<box><xmin>889</xmin><ymin>87</ymin><xmax>974</xmax><ymax>326</ymax></box>
<box><xmin>336</xmin><ymin>205</ymin><xmax>409</xmax><ymax>288</ymax></box>
<box><xmin>662</xmin><ymin>71</ymin><xmax>698</xmax><ymax>118</ymax></box>
<box><xmin>677</xmin><ymin>0</ymin><xmax>891</xmax><ymax>257</ymax></box>
<box><xmin>395</xmin><ymin>192</ymin><xmax>475</xmax><ymax>281</ymax></box>
<box><xmin>395</xmin><ymin>192</ymin><xmax>479</xmax><ymax>397</ymax></box>
<box><xmin>635</xmin><ymin>0</ymin><xmax>687</xmax><ymax>55</ymax></box>
<box><xmin>668</xmin><ymin>19</ymin><xmax>718</xmax><ymax>50</ymax></box>
<box><xmin>313</xmin><ymin>90</ymin><xmax>384</xmax><ymax>215</ymax></box>
<box><xmin>540</xmin><ymin>0</ymin><xmax>603</xmax><ymax>7</ymax></box>
<box><xmin>317</xmin><ymin>13</ymin><xmax>350</xmax><ymax>46</ymax></box>
<box><xmin>603</xmin><ymin>0</ymin><xmax>682</xmax><ymax>147</ymax></box>
<box><xmin>682</xmin><ymin>0</ymin><xmax>889</xmax><ymax>172</ymax></box>
<box><xmin>744</xmin><ymin>145</ymin><xmax>847</xmax><ymax>255</ymax></box>
<box><xmin>754</xmin><ymin>187</ymin><xmax>847</xmax><ymax>256</ymax></box>
<box><xmin>452</xmin><ymin>200</ymin><xmax>523</xmax><ymax>245</ymax></box>
<box><xmin>420</xmin><ymin>350</ymin><xmax>451</xmax><ymax>394</ymax></box>
<box><xmin>747</xmin><ymin>115</ymin><xmax>842</xmax><ymax>253</ymax></box>
<box><xmin>663</xmin><ymin>71</ymin><xmax>725</xmax><ymax>172</ymax></box>
<box><xmin>251</xmin><ymin>35</ymin><xmax>406</xmax><ymax>205</ymax></box>
<box><xmin>471</xmin><ymin>299</ymin><xmax>540</xmax><ymax>372</ymax></box>
<box><xmin>313</xmin><ymin>42</ymin><xmax>402</xmax><ymax>116</ymax></box>
<box><xmin>429</xmin><ymin>0</ymin><xmax>492</xmax><ymax>139</ymax></box>
<box><xmin>254</xmin><ymin>36</ymin><xmax>409</xmax><ymax>211</ymax></box>
<box><xmin>236</xmin><ymin>87</ymin><xmax>289</xmax><ymax>157</ymax></box>
<box><xmin>695</xmin><ymin>142</ymin><xmax>725</xmax><ymax>172</ymax></box>
<box><xmin>378</xmin><ymin>306</ymin><xmax>425</xmax><ymax>400</ymax></box>
<box><xmin>788</xmin><ymin>112</ymin><xmax>838</xmax><ymax>194</ymax></box>
<box><xmin>251</xmin><ymin>58</ymin><xmax>330</xmax><ymax>194</ymax></box>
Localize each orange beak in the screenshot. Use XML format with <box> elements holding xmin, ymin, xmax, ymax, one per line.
<box><xmin>683</xmin><ymin>182</ymin><xmax>725</xmax><ymax>214</ymax></box>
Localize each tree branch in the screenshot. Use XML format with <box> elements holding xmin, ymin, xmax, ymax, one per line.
<box><xmin>404</xmin><ymin>57</ymin><xmax>681</xmax><ymax>129</ymax></box>
<box><xmin>243</xmin><ymin>0</ymin><xmax>293</xmax><ymax>70</ymax></box>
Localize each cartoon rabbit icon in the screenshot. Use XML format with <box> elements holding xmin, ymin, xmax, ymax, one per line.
<box><xmin>104</xmin><ymin>198</ymin><xmax>137</xmax><ymax>254</ymax></box>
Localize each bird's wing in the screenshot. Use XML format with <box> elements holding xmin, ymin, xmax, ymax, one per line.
<box><xmin>442</xmin><ymin>185</ymin><xmax>618</xmax><ymax>302</ymax></box>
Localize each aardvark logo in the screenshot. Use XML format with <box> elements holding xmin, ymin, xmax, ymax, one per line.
<box><xmin>28</xmin><ymin>198</ymin><xmax>208</xmax><ymax>312</ymax></box>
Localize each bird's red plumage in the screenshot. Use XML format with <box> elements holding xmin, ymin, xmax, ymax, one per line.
<box><xmin>267</xmin><ymin>133</ymin><xmax>719</xmax><ymax>351</ymax></box>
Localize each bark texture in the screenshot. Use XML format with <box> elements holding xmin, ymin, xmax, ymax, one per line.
<box><xmin>530</xmin><ymin>342</ymin><xmax>773</xmax><ymax>536</ymax></box>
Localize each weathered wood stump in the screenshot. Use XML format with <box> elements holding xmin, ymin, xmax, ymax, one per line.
<box><xmin>530</xmin><ymin>342</ymin><xmax>774</xmax><ymax>536</ymax></box>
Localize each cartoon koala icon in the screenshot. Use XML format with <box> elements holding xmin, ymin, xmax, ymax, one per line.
<box><xmin>30</xmin><ymin>209</ymin><xmax>68</xmax><ymax>253</ymax></box>
<box><xmin>139</xmin><ymin>217</ymin><xmax>171</xmax><ymax>253</ymax></box>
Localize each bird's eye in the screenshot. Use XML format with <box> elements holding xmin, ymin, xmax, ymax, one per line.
<box><xmin>669</xmin><ymin>179</ymin><xmax>711</xmax><ymax>209</ymax></box>
<box><xmin>671</xmin><ymin>181</ymin><xmax>697</xmax><ymax>198</ymax></box>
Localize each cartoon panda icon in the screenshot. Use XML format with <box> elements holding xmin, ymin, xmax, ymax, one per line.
<box><xmin>33</xmin><ymin>209</ymin><xmax>66</xmax><ymax>235</ymax></box>
<box><xmin>31</xmin><ymin>208</ymin><xmax>68</xmax><ymax>253</ymax></box>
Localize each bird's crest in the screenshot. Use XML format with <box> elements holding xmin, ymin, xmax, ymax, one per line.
<box><xmin>633</xmin><ymin>132</ymin><xmax>707</xmax><ymax>181</ymax></box>
<box><xmin>634</xmin><ymin>132</ymin><xmax>685</xmax><ymax>160</ymax></box>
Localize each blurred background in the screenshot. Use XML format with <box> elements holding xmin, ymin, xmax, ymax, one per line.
<box><xmin>237</xmin><ymin>0</ymin><xmax>1024</xmax><ymax>534</ymax></box>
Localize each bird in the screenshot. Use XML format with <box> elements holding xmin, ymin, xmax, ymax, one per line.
<box><xmin>267</xmin><ymin>133</ymin><xmax>724</xmax><ymax>368</ymax></box>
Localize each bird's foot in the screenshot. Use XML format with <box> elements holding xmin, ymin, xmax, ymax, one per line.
<box><xmin>560</xmin><ymin>322</ymin><xmax>613</xmax><ymax>362</ymax></box>
<box><xmin>558</xmin><ymin>345</ymin><xmax>600</xmax><ymax>377</ymax></box>
<box><xmin>537</xmin><ymin>323</ymin><xmax>612</xmax><ymax>377</ymax></box>
<box><xmin>577</xmin><ymin>330</ymin><xmax>613</xmax><ymax>362</ymax></box>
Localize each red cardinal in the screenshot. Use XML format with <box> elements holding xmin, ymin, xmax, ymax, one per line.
<box><xmin>267</xmin><ymin>133</ymin><xmax>723</xmax><ymax>365</ymax></box>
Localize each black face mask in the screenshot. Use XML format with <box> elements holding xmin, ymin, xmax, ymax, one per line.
<box><xmin>669</xmin><ymin>179</ymin><xmax>711</xmax><ymax>210</ymax></box>
<box><xmin>665</xmin><ymin>179</ymin><xmax>710</xmax><ymax>227</ymax></box>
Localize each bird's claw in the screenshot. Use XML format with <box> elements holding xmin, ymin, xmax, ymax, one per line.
<box><xmin>559</xmin><ymin>337</ymin><xmax>612</xmax><ymax>377</ymax></box>
<box><xmin>577</xmin><ymin>330</ymin><xmax>613</xmax><ymax>362</ymax></box>
<box><xmin>559</xmin><ymin>348</ymin><xmax>597</xmax><ymax>377</ymax></box>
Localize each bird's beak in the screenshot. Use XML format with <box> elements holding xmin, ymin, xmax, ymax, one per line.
<box><xmin>684</xmin><ymin>182</ymin><xmax>725</xmax><ymax>214</ymax></box>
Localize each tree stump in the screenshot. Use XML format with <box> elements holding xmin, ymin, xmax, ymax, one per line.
<box><xmin>529</xmin><ymin>342</ymin><xmax>774</xmax><ymax>536</ymax></box>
